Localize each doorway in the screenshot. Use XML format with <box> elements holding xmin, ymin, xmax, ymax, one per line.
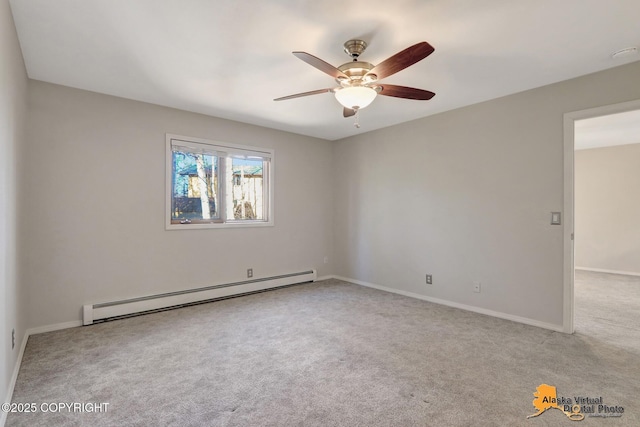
<box><xmin>563</xmin><ymin>99</ymin><xmax>640</xmax><ymax>335</ymax></box>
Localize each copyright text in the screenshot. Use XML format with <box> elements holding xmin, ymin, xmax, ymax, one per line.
<box><xmin>2</xmin><ymin>402</ymin><xmax>109</xmax><ymax>413</ymax></box>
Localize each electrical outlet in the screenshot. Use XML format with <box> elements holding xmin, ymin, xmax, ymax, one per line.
<box><xmin>473</xmin><ymin>281</ymin><xmax>481</xmax><ymax>293</ymax></box>
<box><xmin>247</xmin><ymin>268</ymin><xmax>253</xmax><ymax>278</ymax></box>
<box><xmin>426</xmin><ymin>274</ymin><xmax>432</xmax><ymax>285</ymax></box>
<box><xmin>12</xmin><ymin>328</ymin><xmax>15</xmax><ymax>350</ymax></box>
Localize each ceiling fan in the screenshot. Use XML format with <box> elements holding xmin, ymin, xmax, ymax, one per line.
<box><xmin>274</xmin><ymin>39</ymin><xmax>435</xmax><ymax>126</ymax></box>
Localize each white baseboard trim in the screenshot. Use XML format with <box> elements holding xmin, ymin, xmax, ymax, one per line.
<box><xmin>333</xmin><ymin>275</ymin><xmax>564</xmax><ymax>333</ymax></box>
<box><xmin>1</xmin><ymin>330</ymin><xmax>28</xmax><ymax>427</ymax></box>
<box><xmin>315</xmin><ymin>275</ymin><xmax>334</xmax><ymax>281</ymax></box>
<box><xmin>1</xmin><ymin>320</ymin><xmax>84</xmax><ymax>427</ymax></box>
<box><xmin>575</xmin><ymin>267</ymin><xmax>640</xmax><ymax>277</ymax></box>
<box><xmin>27</xmin><ymin>320</ymin><xmax>83</xmax><ymax>336</ymax></box>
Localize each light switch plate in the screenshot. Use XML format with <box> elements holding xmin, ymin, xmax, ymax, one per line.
<box><xmin>551</xmin><ymin>212</ymin><xmax>561</xmax><ymax>225</ymax></box>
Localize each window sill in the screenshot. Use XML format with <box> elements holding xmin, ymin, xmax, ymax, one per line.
<box><xmin>165</xmin><ymin>220</ymin><xmax>274</xmax><ymax>231</ymax></box>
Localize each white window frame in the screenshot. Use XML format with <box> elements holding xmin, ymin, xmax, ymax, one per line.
<box><xmin>166</xmin><ymin>134</ymin><xmax>274</xmax><ymax>230</ymax></box>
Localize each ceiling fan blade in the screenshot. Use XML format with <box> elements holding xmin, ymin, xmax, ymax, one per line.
<box><xmin>293</xmin><ymin>52</ymin><xmax>350</xmax><ymax>80</ymax></box>
<box><xmin>365</xmin><ymin>42</ymin><xmax>434</xmax><ymax>80</ymax></box>
<box><xmin>343</xmin><ymin>107</ymin><xmax>356</xmax><ymax>118</ymax></box>
<box><xmin>274</xmin><ymin>88</ymin><xmax>334</xmax><ymax>101</ymax></box>
<box><xmin>378</xmin><ymin>84</ymin><xmax>435</xmax><ymax>100</ymax></box>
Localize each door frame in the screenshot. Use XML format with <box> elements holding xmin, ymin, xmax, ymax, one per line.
<box><xmin>562</xmin><ymin>98</ymin><xmax>640</xmax><ymax>333</ymax></box>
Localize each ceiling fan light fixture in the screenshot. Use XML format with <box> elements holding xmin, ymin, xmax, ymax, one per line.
<box><xmin>334</xmin><ymin>86</ymin><xmax>377</xmax><ymax>110</ymax></box>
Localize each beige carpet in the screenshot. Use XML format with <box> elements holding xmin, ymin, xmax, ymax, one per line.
<box><xmin>6</xmin><ymin>277</ymin><xmax>640</xmax><ymax>426</ymax></box>
<box><xmin>574</xmin><ymin>270</ymin><xmax>640</xmax><ymax>356</ymax></box>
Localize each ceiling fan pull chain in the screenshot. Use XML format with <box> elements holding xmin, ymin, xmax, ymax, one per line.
<box><xmin>354</xmin><ymin>109</ymin><xmax>361</xmax><ymax>128</ymax></box>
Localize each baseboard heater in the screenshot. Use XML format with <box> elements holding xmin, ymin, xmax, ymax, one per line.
<box><xmin>83</xmin><ymin>270</ymin><xmax>316</xmax><ymax>325</ymax></box>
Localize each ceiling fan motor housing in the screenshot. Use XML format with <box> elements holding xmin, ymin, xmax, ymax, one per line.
<box><xmin>343</xmin><ymin>39</ymin><xmax>367</xmax><ymax>59</ymax></box>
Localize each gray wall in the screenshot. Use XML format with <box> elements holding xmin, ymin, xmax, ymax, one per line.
<box><xmin>23</xmin><ymin>81</ymin><xmax>334</xmax><ymax>328</ymax></box>
<box><xmin>575</xmin><ymin>143</ymin><xmax>640</xmax><ymax>275</ymax></box>
<box><xmin>1</xmin><ymin>0</ymin><xmax>27</xmax><ymax>410</ymax></box>
<box><xmin>333</xmin><ymin>60</ymin><xmax>640</xmax><ymax>329</ymax></box>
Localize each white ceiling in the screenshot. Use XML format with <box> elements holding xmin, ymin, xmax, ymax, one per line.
<box><xmin>575</xmin><ymin>109</ymin><xmax>640</xmax><ymax>150</ymax></box>
<box><xmin>9</xmin><ymin>0</ymin><xmax>640</xmax><ymax>141</ymax></box>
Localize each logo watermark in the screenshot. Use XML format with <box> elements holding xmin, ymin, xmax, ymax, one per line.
<box><xmin>527</xmin><ymin>384</ymin><xmax>624</xmax><ymax>421</ymax></box>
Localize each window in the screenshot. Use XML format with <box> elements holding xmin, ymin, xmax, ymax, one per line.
<box><xmin>166</xmin><ymin>134</ymin><xmax>273</xmax><ymax>229</ymax></box>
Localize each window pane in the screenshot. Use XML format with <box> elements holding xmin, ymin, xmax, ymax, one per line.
<box><xmin>167</xmin><ymin>134</ymin><xmax>273</xmax><ymax>229</ymax></box>
<box><xmin>228</xmin><ymin>158</ymin><xmax>264</xmax><ymax>220</ymax></box>
<box><xmin>171</xmin><ymin>151</ymin><xmax>218</xmax><ymax>222</ymax></box>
